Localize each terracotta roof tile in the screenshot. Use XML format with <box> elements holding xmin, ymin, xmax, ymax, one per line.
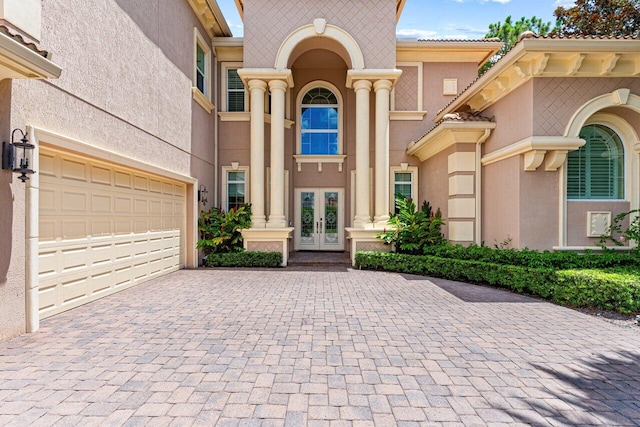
<box><xmin>0</xmin><ymin>25</ymin><xmax>49</xmax><ymax>58</ymax></box>
<box><xmin>416</xmin><ymin>38</ymin><xmax>501</xmax><ymax>43</ymax></box>
<box><xmin>411</xmin><ymin>112</ymin><xmax>494</xmax><ymax>145</ymax></box>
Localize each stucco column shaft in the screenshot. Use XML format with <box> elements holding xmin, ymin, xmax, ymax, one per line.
<box><xmin>248</xmin><ymin>79</ymin><xmax>267</xmax><ymax>227</ymax></box>
<box><xmin>353</xmin><ymin>79</ymin><xmax>372</xmax><ymax>228</ymax></box>
<box><xmin>267</xmin><ymin>79</ymin><xmax>288</xmax><ymax>228</ymax></box>
<box><xmin>373</xmin><ymin>79</ymin><xmax>392</xmax><ymax>227</ymax></box>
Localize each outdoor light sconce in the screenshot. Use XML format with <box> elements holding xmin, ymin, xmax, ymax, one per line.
<box><xmin>2</xmin><ymin>128</ymin><xmax>35</xmax><ymax>183</ymax></box>
<box><xmin>198</xmin><ymin>184</ymin><xmax>208</xmax><ymax>206</ymax></box>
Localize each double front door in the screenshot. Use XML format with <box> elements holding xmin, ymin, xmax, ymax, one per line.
<box><xmin>294</xmin><ymin>188</ymin><xmax>344</xmax><ymax>250</ymax></box>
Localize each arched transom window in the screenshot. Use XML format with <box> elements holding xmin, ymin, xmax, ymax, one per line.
<box><xmin>300</xmin><ymin>87</ymin><xmax>339</xmax><ymax>155</ymax></box>
<box><xmin>567</xmin><ymin>124</ymin><xmax>625</xmax><ymax>200</ymax></box>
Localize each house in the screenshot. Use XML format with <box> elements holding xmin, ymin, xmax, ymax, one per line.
<box><xmin>1</xmin><ymin>0</ymin><xmax>639</xmax><ymax>341</ymax></box>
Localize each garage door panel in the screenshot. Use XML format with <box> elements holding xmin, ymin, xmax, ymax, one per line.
<box><xmin>39</xmin><ymin>148</ymin><xmax>186</xmax><ymax>319</ymax></box>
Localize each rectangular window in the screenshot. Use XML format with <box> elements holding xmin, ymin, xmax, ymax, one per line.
<box><xmin>227</xmin><ymin>69</ymin><xmax>245</xmax><ymax>112</ymax></box>
<box><xmin>227</xmin><ymin>170</ymin><xmax>246</xmax><ymax>211</ymax></box>
<box><xmin>394</xmin><ymin>172</ymin><xmax>413</xmax><ymax>213</ymax></box>
<box><xmin>196</xmin><ymin>44</ymin><xmax>206</xmax><ymax>94</ymax></box>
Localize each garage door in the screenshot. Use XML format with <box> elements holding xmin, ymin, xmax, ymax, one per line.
<box><xmin>38</xmin><ymin>147</ymin><xmax>187</xmax><ymax>319</ymax></box>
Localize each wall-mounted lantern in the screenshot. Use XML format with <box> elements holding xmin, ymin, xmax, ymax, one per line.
<box><xmin>198</xmin><ymin>184</ymin><xmax>208</xmax><ymax>206</ymax></box>
<box><xmin>2</xmin><ymin>129</ymin><xmax>34</xmax><ymax>182</ymax></box>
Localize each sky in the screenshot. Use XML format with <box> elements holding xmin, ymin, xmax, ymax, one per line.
<box><xmin>216</xmin><ymin>0</ymin><xmax>577</xmax><ymax>40</ymax></box>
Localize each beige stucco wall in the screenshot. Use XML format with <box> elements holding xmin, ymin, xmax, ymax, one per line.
<box><xmin>1</xmin><ymin>0</ymin><xmax>217</xmax><ymax>341</ymax></box>
<box><xmin>482</xmin><ymin>156</ymin><xmax>520</xmax><ymax>248</ymax></box>
<box><xmin>533</xmin><ymin>77</ymin><xmax>640</xmax><ymax>136</ymax></box>
<box><xmin>243</xmin><ymin>0</ymin><xmax>397</xmax><ymax>69</ymax></box>
<box><xmin>483</xmin><ymin>81</ymin><xmax>533</xmax><ymax>153</ymax></box>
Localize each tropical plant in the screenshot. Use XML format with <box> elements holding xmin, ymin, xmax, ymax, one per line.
<box><xmin>377</xmin><ymin>195</ymin><xmax>445</xmax><ymax>254</ymax></box>
<box><xmin>197</xmin><ymin>204</ymin><xmax>252</xmax><ymax>255</ymax></box>
<box><xmin>551</xmin><ymin>0</ymin><xmax>640</xmax><ymax>38</ymax></box>
<box><xmin>480</xmin><ymin>15</ymin><xmax>551</xmax><ymax>74</ymax></box>
<box><xmin>598</xmin><ymin>209</ymin><xmax>640</xmax><ymax>254</ymax></box>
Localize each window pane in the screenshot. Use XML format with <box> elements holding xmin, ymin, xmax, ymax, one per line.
<box><xmin>228</xmin><ymin>91</ymin><xmax>244</xmax><ymax>112</ymax></box>
<box><xmin>395</xmin><ymin>173</ymin><xmax>412</xmax><ymax>183</ymax></box>
<box><xmin>227</xmin><ymin>69</ymin><xmax>243</xmax><ymax>89</ymax></box>
<box><xmin>196</xmin><ymin>45</ymin><xmax>205</xmax><ymax>73</ymax></box>
<box><xmin>196</xmin><ymin>71</ymin><xmax>205</xmax><ymax>93</ymax></box>
<box><xmin>228</xmin><ymin>171</ymin><xmax>245</xmax><ymax>182</ymax></box>
<box><xmin>568</xmin><ymin>124</ymin><xmax>624</xmax><ymax>199</ymax></box>
<box><xmin>301</xmin><ymin>133</ymin><xmax>338</xmax><ymax>155</ymax></box>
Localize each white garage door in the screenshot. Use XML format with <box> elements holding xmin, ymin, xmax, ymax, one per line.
<box><xmin>38</xmin><ymin>147</ymin><xmax>186</xmax><ymax>319</ymax></box>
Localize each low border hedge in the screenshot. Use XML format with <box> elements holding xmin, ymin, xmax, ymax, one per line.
<box><xmin>355</xmin><ymin>252</ymin><xmax>640</xmax><ymax>313</ymax></box>
<box><xmin>205</xmin><ymin>251</ymin><xmax>282</xmax><ymax>268</ymax></box>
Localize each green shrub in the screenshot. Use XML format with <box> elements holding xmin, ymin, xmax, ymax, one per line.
<box><xmin>205</xmin><ymin>251</ymin><xmax>282</xmax><ymax>267</ymax></box>
<box><xmin>421</xmin><ymin>243</ymin><xmax>638</xmax><ymax>269</ymax></box>
<box><xmin>377</xmin><ymin>196</ymin><xmax>445</xmax><ymax>254</ymax></box>
<box><xmin>555</xmin><ymin>268</ymin><xmax>640</xmax><ymax>314</ymax></box>
<box><xmin>355</xmin><ymin>252</ymin><xmax>640</xmax><ymax>313</ymax></box>
<box><xmin>197</xmin><ymin>204</ymin><xmax>252</xmax><ymax>255</ymax></box>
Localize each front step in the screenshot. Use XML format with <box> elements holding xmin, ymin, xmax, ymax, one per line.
<box><xmin>287</xmin><ymin>251</ymin><xmax>352</xmax><ymax>267</ymax></box>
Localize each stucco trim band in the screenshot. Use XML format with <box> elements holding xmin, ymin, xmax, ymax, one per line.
<box><xmin>407</xmin><ymin>121</ymin><xmax>495</xmax><ymax>162</ymax></box>
<box><xmin>481</xmin><ymin>136</ymin><xmax>585</xmax><ymax>171</ymax></box>
<box><xmin>0</xmin><ymin>30</ymin><xmax>61</xmax><ymax>79</ymax></box>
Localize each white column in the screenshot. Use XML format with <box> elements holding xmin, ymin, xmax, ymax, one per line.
<box><xmin>373</xmin><ymin>79</ymin><xmax>392</xmax><ymax>227</ymax></box>
<box><xmin>353</xmin><ymin>79</ymin><xmax>372</xmax><ymax>228</ymax></box>
<box><xmin>267</xmin><ymin>79</ymin><xmax>288</xmax><ymax>228</ymax></box>
<box><xmin>248</xmin><ymin>79</ymin><xmax>267</xmax><ymax>227</ymax></box>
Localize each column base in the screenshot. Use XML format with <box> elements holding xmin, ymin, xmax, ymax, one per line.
<box><xmin>266</xmin><ymin>216</ymin><xmax>287</xmax><ymax>229</ymax></box>
<box><xmin>251</xmin><ymin>216</ymin><xmax>266</xmax><ymax>228</ymax></box>
<box><xmin>345</xmin><ymin>228</ymin><xmax>392</xmax><ymax>266</ymax></box>
<box><xmin>353</xmin><ymin>216</ymin><xmax>374</xmax><ymax>229</ymax></box>
<box><xmin>373</xmin><ymin>215</ymin><xmax>390</xmax><ymax>229</ymax></box>
<box><xmin>241</xmin><ymin>227</ymin><xmax>294</xmax><ymax>266</ymax></box>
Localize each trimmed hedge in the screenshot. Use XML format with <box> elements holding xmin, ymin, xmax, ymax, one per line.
<box><xmin>421</xmin><ymin>244</ymin><xmax>638</xmax><ymax>269</ymax></box>
<box><xmin>355</xmin><ymin>252</ymin><xmax>640</xmax><ymax>313</ymax></box>
<box><xmin>205</xmin><ymin>251</ymin><xmax>282</xmax><ymax>268</ymax></box>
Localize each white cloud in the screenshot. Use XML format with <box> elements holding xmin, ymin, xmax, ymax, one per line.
<box><xmin>554</xmin><ymin>0</ymin><xmax>575</xmax><ymax>6</ymax></box>
<box><xmin>396</xmin><ymin>28</ymin><xmax>439</xmax><ymax>39</ymax></box>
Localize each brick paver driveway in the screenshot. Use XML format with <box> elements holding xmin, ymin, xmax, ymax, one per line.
<box><xmin>1</xmin><ymin>269</ymin><xmax>640</xmax><ymax>426</ymax></box>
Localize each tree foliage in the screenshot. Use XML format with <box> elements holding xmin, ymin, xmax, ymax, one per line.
<box><xmin>480</xmin><ymin>16</ymin><xmax>551</xmax><ymax>74</ymax></box>
<box><xmin>551</xmin><ymin>0</ymin><xmax>640</xmax><ymax>37</ymax></box>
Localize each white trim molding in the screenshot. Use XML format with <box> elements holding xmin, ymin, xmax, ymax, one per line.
<box><xmin>221</xmin><ymin>165</ymin><xmax>250</xmax><ymax>212</ymax></box>
<box><xmin>221</xmin><ymin>62</ymin><xmax>248</xmax><ymax>112</ymax></box>
<box><xmin>481</xmin><ymin>136</ymin><xmax>585</xmax><ymax>171</ymax></box>
<box><xmin>275</xmin><ymin>19</ymin><xmax>365</xmax><ymax>70</ymax></box>
<box><xmin>565</xmin><ymin>89</ymin><xmax>640</xmax><ymax>137</ymax></box>
<box><xmin>293</xmin><ymin>155</ymin><xmax>346</xmax><ymax>172</ymax></box>
<box><xmin>407</xmin><ymin>121</ymin><xmax>495</xmax><ymax>162</ymax></box>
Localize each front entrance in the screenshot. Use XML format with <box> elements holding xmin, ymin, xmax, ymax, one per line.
<box><xmin>294</xmin><ymin>188</ymin><xmax>344</xmax><ymax>250</ymax></box>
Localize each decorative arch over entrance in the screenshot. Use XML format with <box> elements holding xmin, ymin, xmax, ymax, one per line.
<box><xmin>274</xmin><ymin>19</ymin><xmax>365</xmax><ymax>71</ymax></box>
<box><xmin>565</xmin><ymin>89</ymin><xmax>640</xmax><ymax>138</ymax></box>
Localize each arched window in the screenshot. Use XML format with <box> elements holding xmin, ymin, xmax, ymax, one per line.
<box><xmin>300</xmin><ymin>87</ymin><xmax>339</xmax><ymax>155</ymax></box>
<box><xmin>567</xmin><ymin>124</ymin><xmax>624</xmax><ymax>200</ymax></box>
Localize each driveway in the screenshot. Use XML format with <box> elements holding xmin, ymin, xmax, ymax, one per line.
<box><xmin>1</xmin><ymin>269</ymin><xmax>639</xmax><ymax>426</ymax></box>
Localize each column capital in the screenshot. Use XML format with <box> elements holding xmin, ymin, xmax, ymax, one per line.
<box><xmin>373</xmin><ymin>79</ymin><xmax>393</xmax><ymax>92</ymax></box>
<box><xmin>352</xmin><ymin>79</ymin><xmax>373</xmax><ymax>92</ymax></box>
<box><xmin>247</xmin><ymin>79</ymin><xmax>268</xmax><ymax>92</ymax></box>
<box><xmin>268</xmin><ymin>79</ymin><xmax>289</xmax><ymax>92</ymax></box>
<box><xmin>237</xmin><ymin>68</ymin><xmax>294</xmax><ymax>87</ymax></box>
<box><xmin>346</xmin><ymin>69</ymin><xmax>403</xmax><ymax>88</ymax></box>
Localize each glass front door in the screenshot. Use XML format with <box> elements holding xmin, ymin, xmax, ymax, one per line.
<box><xmin>294</xmin><ymin>188</ymin><xmax>344</xmax><ymax>250</ymax></box>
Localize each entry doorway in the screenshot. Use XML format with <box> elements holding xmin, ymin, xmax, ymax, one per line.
<box><xmin>294</xmin><ymin>188</ymin><xmax>344</xmax><ymax>251</ymax></box>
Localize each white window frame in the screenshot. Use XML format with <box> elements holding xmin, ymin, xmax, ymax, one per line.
<box><xmin>192</xmin><ymin>28</ymin><xmax>213</xmax><ymax>113</ymax></box>
<box><xmin>221</xmin><ymin>62</ymin><xmax>247</xmax><ymax>113</ymax></box>
<box><xmin>221</xmin><ymin>165</ymin><xmax>250</xmax><ymax>212</ymax></box>
<box><xmin>296</xmin><ymin>81</ymin><xmax>343</xmax><ymax>156</ymax></box>
<box><xmin>390</xmin><ymin>166</ymin><xmax>418</xmax><ymax>211</ymax></box>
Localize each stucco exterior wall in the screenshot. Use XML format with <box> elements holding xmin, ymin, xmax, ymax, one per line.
<box><xmin>1</xmin><ymin>0</ymin><xmax>216</xmax><ymax>341</ymax></box>
<box><xmin>518</xmin><ymin>168</ymin><xmax>559</xmax><ymax>250</ymax></box>
<box><xmin>243</xmin><ymin>0</ymin><xmax>397</xmax><ymax>69</ymax></box>
<box><xmin>483</xmin><ymin>81</ymin><xmax>533</xmax><ymax>153</ymax></box>
<box><xmin>482</xmin><ymin>156</ymin><xmax>520</xmax><ymax>248</ymax></box>
<box><xmin>533</xmin><ymin>78</ymin><xmax>640</xmax><ymax>136</ymax></box>
<box><xmin>420</xmin><ymin>146</ymin><xmax>455</xmax><ymax>240</ymax></box>
<box><xmin>567</xmin><ymin>201</ymin><xmax>630</xmax><ymax>247</ymax></box>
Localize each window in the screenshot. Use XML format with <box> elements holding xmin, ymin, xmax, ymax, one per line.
<box><xmin>195</xmin><ymin>44</ymin><xmax>206</xmax><ymax>94</ymax></box>
<box><xmin>389</xmin><ymin>166</ymin><xmax>418</xmax><ymax>214</ymax></box>
<box><xmin>193</xmin><ymin>29</ymin><xmax>210</xmax><ymax>98</ymax></box>
<box><xmin>300</xmin><ymin>86</ymin><xmax>339</xmax><ymax>155</ymax></box>
<box><xmin>393</xmin><ymin>171</ymin><xmax>414</xmax><ymax>213</ymax></box>
<box><xmin>227</xmin><ymin>170</ymin><xmax>246</xmax><ymax>211</ymax></box>
<box><xmin>227</xmin><ymin>69</ymin><xmax>245</xmax><ymax>112</ymax></box>
<box><xmin>567</xmin><ymin>124</ymin><xmax>624</xmax><ymax>200</ymax></box>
